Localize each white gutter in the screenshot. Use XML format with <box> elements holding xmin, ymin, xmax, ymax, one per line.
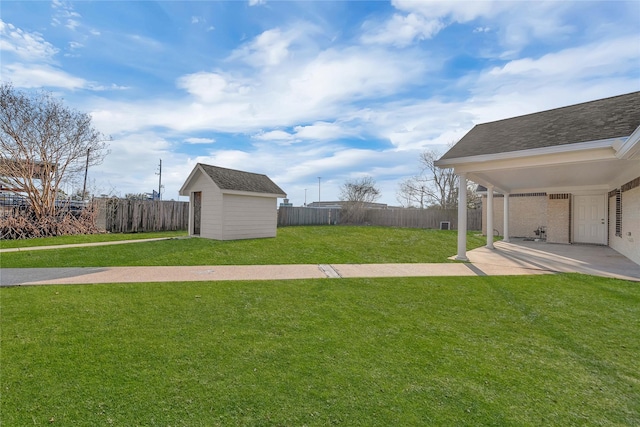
<box><xmin>613</xmin><ymin>125</ymin><xmax>640</xmax><ymax>159</ymax></box>
<box><xmin>435</xmin><ymin>137</ymin><xmax>625</xmax><ymax>167</ymax></box>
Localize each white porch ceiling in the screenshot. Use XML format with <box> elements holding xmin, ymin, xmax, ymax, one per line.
<box><xmin>466</xmin><ymin>157</ymin><xmax>639</xmax><ymax>194</ymax></box>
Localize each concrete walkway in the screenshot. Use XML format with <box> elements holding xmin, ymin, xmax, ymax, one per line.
<box><xmin>0</xmin><ymin>237</ymin><xmax>174</xmax><ymax>253</ymax></box>
<box><xmin>1</xmin><ymin>239</ymin><xmax>638</xmax><ymax>286</ymax></box>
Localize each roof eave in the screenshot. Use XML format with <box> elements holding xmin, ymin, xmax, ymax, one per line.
<box><xmin>221</xmin><ymin>189</ymin><xmax>286</xmax><ymax>198</ymax></box>
<box><xmin>434</xmin><ymin>137</ymin><xmax>623</xmax><ymax>168</ymax></box>
<box><xmin>614</xmin><ymin>125</ymin><xmax>640</xmax><ymax>159</ymax></box>
<box><xmin>178</xmin><ymin>164</ymin><xmax>206</xmax><ymax>196</ymax></box>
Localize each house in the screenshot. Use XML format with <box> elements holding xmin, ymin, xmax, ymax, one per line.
<box><xmin>179</xmin><ymin>163</ymin><xmax>286</xmax><ymax>240</ymax></box>
<box><xmin>435</xmin><ymin>92</ymin><xmax>640</xmax><ymax>265</ymax></box>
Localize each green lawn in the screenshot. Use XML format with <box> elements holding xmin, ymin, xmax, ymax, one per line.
<box><xmin>0</xmin><ymin>226</ymin><xmax>487</xmax><ymax>267</ymax></box>
<box><xmin>1</xmin><ymin>274</ymin><xmax>638</xmax><ymax>426</ymax></box>
<box><xmin>0</xmin><ymin>230</ymin><xmax>187</xmax><ymax>249</ymax></box>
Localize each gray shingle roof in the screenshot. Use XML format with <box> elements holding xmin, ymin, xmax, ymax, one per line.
<box><xmin>440</xmin><ymin>91</ymin><xmax>640</xmax><ymax>160</ymax></box>
<box><xmin>199</xmin><ymin>163</ymin><xmax>286</xmax><ymax>196</ymax></box>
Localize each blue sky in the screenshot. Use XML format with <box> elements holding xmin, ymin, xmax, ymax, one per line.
<box><xmin>1</xmin><ymin>1</ymin><xmax>639</xmax><ymax>205</ymax></box>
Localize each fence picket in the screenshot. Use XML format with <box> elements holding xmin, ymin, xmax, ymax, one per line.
<box><xmin>277</xmin><ymin>206</ymin><xmax>481</xmax><ymax>230</ymax></box>
<box><xmin>93</xmin><ymin>199</ymin><xmax>189</xmax><ymax>233</ymax></box>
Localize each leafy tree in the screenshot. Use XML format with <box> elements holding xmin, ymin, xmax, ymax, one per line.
<box><xmin>397</xmin><ymin>147</ymin><xmax>478</xmax><ymax>209</ymax></box>
<box><xmin>0</xmin><ymin>83</ymin><xmax>109</xmax><ymax>219</ymax></box>
<box><xmin>339</xmin><ymin>176</ymin><xmax>381</xmax><ymax>223</ymax></box>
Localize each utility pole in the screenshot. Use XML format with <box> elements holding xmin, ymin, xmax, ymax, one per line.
<box><xmin>82</xmin><ymin>148</ymin><xmax>90</xmax><ymax>201</ymax></box>
<box><xmin>156</xmin><ymin>159</ymin><xmax>162</xmax><ymax>200</ymax></box>
<box><xmin>304</xmin><ymin>189</ymin><xmax>307</xmax><ymax>206</ymax></box>
<box><xmin>318</xmin><ymin>177</ymin><xmax>321</xmax><ymax>203</ymax></box>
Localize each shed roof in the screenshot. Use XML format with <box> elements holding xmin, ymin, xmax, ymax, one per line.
<box><xmin>440</xmin><ymin>91</ymin><xmax>640</xmax><ymax>160</ymax></box>
<box><xmin>197</xmin><ymin>163</ymin><xmax>286</xmax><ymax>196</ymax></box>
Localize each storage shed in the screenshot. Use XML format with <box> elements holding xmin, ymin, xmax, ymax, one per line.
<box><xmin>179</xmin><ymin>163</ymin><xmax>286</xmax><ymax>240</ymax></box>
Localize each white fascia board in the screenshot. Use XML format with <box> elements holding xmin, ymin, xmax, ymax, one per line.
<box><xmin>614</xmin><ymin>125</ymin><xmax>640</xmax><ymax>159</ymax></box>
<box><xmin>435</xmin><ymin>138</ymin><xmax>622</xmax><ymax>169</ymax></box>
<box><xmin>178</xmin><ymin>164</ymin><xmax>204</xmax><ymax>196</ymax></box>
<box><xmin>452</xmin><ymin>146</ymin><xmax>616</xmax><ymax>175</ymax></box>
<box><xmin>221</xmin><ymin>189</ymin><xmax>287</xmax><ymax>198</ymax></box>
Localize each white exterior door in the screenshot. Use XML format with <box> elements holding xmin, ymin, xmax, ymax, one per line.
<box><xmin>574</xmin><ymin>195</ymin><xmax>607</xmax><ymax>244</ymax></box>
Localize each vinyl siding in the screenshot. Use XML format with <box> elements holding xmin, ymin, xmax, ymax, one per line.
<box><xmin>221</xmin><ymin>194</ymin><xmax>278</xmax><ymax>240</ymax></box>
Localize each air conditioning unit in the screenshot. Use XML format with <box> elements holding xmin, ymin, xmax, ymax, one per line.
<box><xmin>440</xmin><ymin>221</ymin><xmax>451</xmax><ymax>230</ymax></box>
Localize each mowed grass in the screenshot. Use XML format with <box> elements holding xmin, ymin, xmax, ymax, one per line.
<box><xmin>0</xmin><ymin>226</ymin><xmax>487</xmax><ymax>267</ymax></box>
<box><xmin>1</xmin><ymin>274</ymin><xmax>638</xmax><ymax>426</ymax></box>
<box><xmin>0</xmin><ymin>230</ymin><xmax>187</xmax><ymax>249</ymax></box>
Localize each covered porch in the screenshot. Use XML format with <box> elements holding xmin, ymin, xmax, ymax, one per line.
<box><xmin>445</xmin><ymin>139</ymin><xmax>639</xmax><ymax>263</ymax></box>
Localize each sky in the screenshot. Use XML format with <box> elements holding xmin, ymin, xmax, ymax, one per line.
<box><xmin>1</xmin><ymin>0</ymin><xmax>639</xmax><ymax>206</ymax></box>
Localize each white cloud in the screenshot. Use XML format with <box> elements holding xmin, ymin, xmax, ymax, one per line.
<box><xmin>95</xmin><ymin>42</ymin><xmax>428</xmax><ymax>136</ymax></box>
<box><xmin>287</xmin><ymin>47</ymin><xmax>427</xmax><ymax>109</ymax></box>
<box><xmin>91</xmin><ymin>132</ymin><xmax>174</xmax><ymax>197</ymax></box>
<box><xmin>229</xmin><ymin>28</ymin><xmax>294</xmax><ymax>68</ymax></box>
<box><xmin>2</xmin><ymin>63</ymin><xmax>86</xmax><ymax>89</ymax></box>
<box><xmin>488</xmin><ymin>35</ymin><xmax>639</xmax><ymax>78</ymax></box>
<box><xmin>361</xmin><ymin>13</ymin><xmax>444</xmax><ymax>47</ymax></box>
<box><xmin>127</xmin><ymin>34</ymin><xmax>164</xmax><ymax>51</ymax></box>
<box><xmin>0</xmin><ymin>20</ymin><xmax>59</xmax><ymax>62</ymax></box>
<box><xmin>248</xmin><ymin>0</ymin><xmax>266</xmax><ymax>6</ymax></box>
<box><xmin>51</xmin><ymin>0</ymin><xmax>82</xmax><ymax>31</ymax></box>
<box><xmin>184</xmin><ymin>137</ymin><xmax>215</xmax><ymax>144</ymax></box>
<box><xmin>87</xmin><ymin>83</ymin><xmax>130</xmax><ymax>91</ymax></box>
<box><xmin>176</xmin><ymin>71</ymin><xmax>253</xmax><ymax>104</ymax></box>
<box><xmin>293</xmin><ymin>122</ymin><xmax>349</xmax><ymax>140</ymax></box>
<box><xmin>254</xmin><ymin>130</ymin><xmax>295</xmax><ymax>142</ymax></box>
<box><xmin>372</xmin><ymin>1</ymin><xmax>574</xmax><ymax>53</ymax></box>
<box><xmin>392</xmin><ymin>0</ymin><xmax>510</xmax><ymax>22</ymax></box>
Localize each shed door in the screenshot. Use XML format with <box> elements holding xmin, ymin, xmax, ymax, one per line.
<box><xmin>193</xmin><ymin>191</ymin><xmax>202</xmax><ymax>236</ymax></box>
<box><xmin>574</xmin><ymin>195</ymin><xmax>606</xmax><ymax>244</ymax></box>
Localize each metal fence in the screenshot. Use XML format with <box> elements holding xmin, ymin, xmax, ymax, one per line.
<box><xmin>94</xmin><ymin>198</ymin><xmax>189</xmax><ymax>233</ymax></box>
<box><xmin>0</xmin><ymin>193</ymin><xmax>87</xmax><ymax>217</ymax></box>
<box><xmin>278</xmin><ymin>206</ymin><xmax>482</xmax><ymax>230</ymax></box>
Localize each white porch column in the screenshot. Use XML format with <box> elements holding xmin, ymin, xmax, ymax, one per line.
<box><xmin>503</xmin><ymin>193</ymin><xmax>510</xmax><ymax>243</ymax></box>
<box><xmin>486</xmin><ymin>185</ymin><xmax>494</xmax><ymax>249</ymax></box>
<box><xmin>456</xmin><ymin>173</ymin><xmax>468</xmax><ymax>261</ymax></box>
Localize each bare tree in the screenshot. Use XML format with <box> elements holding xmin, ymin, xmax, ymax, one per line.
<box><xmin>0</xmin><ymin>83</ymin><xmax>109</xmax><ymax>219</ymax></box>
<box><xmin>339</xmin><ymin>176</ymin><xmax>381</xmax><ymax>224</ymax></box>
<box><xmin>397</xmin><ymin>147</ymin><xmax>477</xmax><ymax>209</ymax></box>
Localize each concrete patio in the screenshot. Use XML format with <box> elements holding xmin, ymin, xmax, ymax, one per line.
<box><xmin>465</xmin><ymin>239</ymin><xmax>640</xmax><ymax>281</ymax></box>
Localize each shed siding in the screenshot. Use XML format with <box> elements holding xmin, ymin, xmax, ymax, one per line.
<box><xmin>183</xmin><ymin>170</ymin><xmax>223</xmax><ymax>239</ymax></box>
<box><xmin>221</xmin><ymin>194</ymin><xmax>278</xmax><ymax>240</ymax></box>
<box><xmin>610</xmin><ymin>185</ymin><xmax>640</xmax><ymax>265</ymax></box>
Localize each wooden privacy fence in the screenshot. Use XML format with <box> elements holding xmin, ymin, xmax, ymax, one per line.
<box><xmin>278</xmin><ymin>206</ymin><xmax>481</xmax><ymax>230</ymax></box>
<box><xmin>94</xmin><ymin>198</ymin><xmax>189</xmax><ymax>233</ymax></box>
<box><xmin>277</xmin><ymin>207</ymin><xmax>341</xmax><ymax>226</ymax></box>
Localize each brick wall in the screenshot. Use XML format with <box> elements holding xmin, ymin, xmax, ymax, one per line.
<box><xmin>609</xmin><ymin>182</ymin><xmax>640</xmax><ymax>265</ymax></box>
<box><xmin>482</xmin><ymin>194</ymin><xmax>547</xmax><ymax>238</ymax></box>
<box><xmin>546</xmin><ymin>195</ymin><xmax>571</xmax><ymax>244</ymax></box>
